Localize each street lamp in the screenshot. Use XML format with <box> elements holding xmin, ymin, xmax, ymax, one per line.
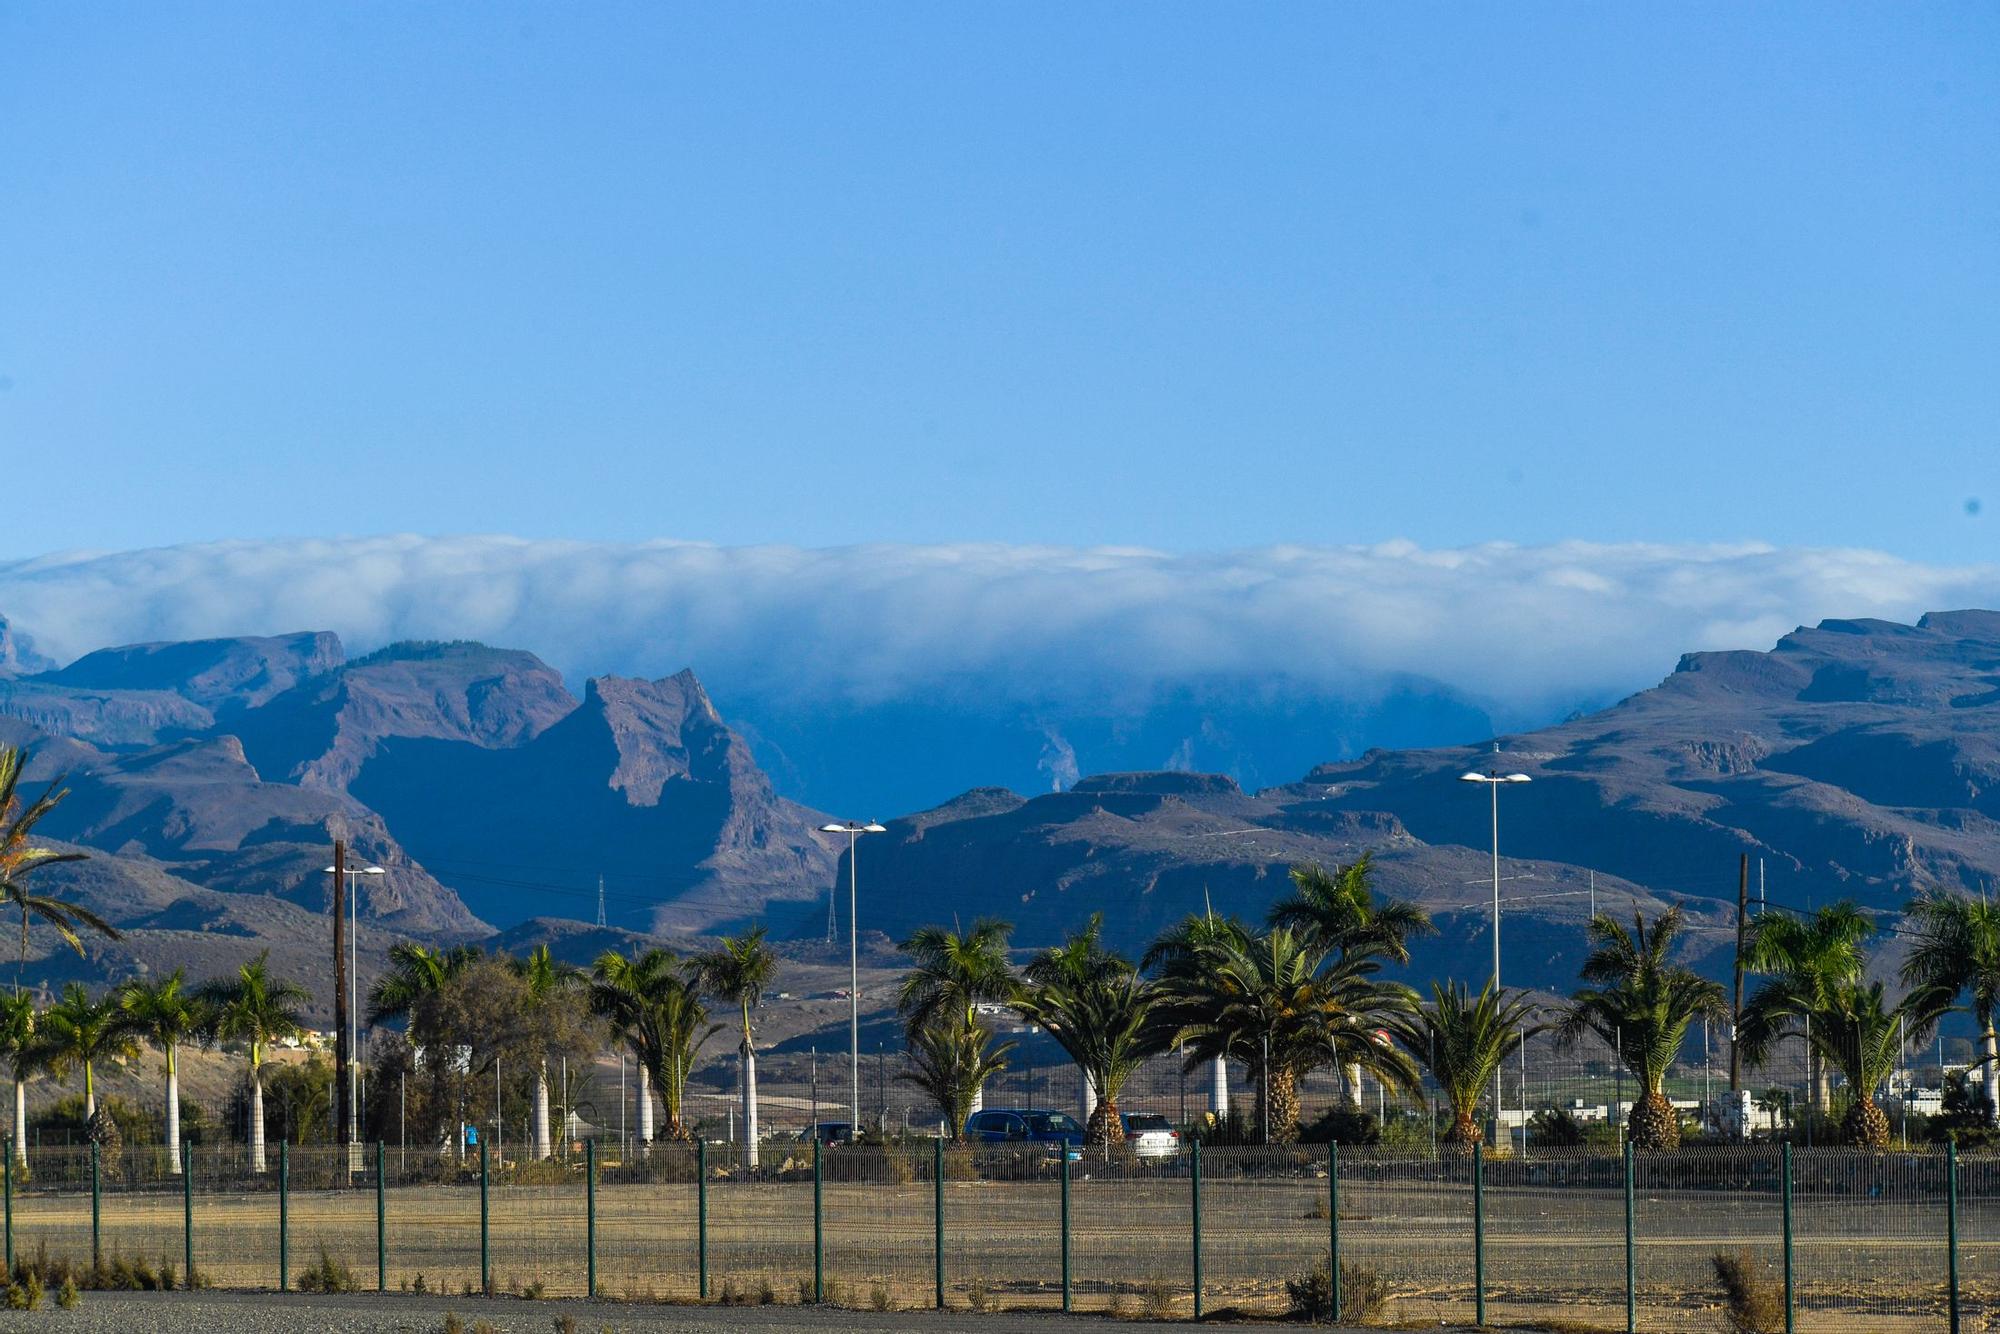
<box><xmin>1459</xmin><ymin>765</ymin><xmax>1530</xmax><ymax>1147</ymax></box>
<box><xmin>324</xmin><ymin>860</ymin><xmax>386</xmax><ymax>1159</ymax></box>
<box><xmin>817</xmin><ymin>820</ymin><xmax>886</xmax><ymax>1136</ymax></box>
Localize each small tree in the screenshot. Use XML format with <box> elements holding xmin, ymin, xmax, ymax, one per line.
<box><xmin>1559</xmin><ymin>907</ymin><xmax>1726</xmax><ymax>1150</ymax></box>
<box><xmin>1395</xmin><ymin>980</ymin><xmax>1540</xmax><ymax>1146</ymax></box>
<box><xmin>1809</xmin><ymin>980</ymin><xmax>1906</xmax><ymax>1148</ymax></box>
<box><xmin>590</xmin><ymin>948</ymin><xmax>716</xmax><ymax>1145</ymax></box>
<box><xmin>38</xmin><ymin>983</ymin><xmax>139</xmax><ymax>1128</ymax></box>
<box><xmin>1012</xmin><ymin>915</ymin><xmax>1162</xmax><ymax>1147</ymax></box>
<box><xmin>200</xmin><ymin>953</ymin><xmax>307</xmax><ymax>1172</ymax></box>
<box><xmin>691</xmin><ymin>929</ymin><xmax>778</xmax><ymax>1167</ymax></box>
<box><xmin>509</xmin><ymin>946</ymin><xmax>582</xmax><ymax>1160</ymax></box>
<box><xmin>117</xmin><ymin>969</ymin><xmax>209</xmax><ymax>1173</ymax></box>
<box><xmin>0</xmin><ymin>990</ymin><xmax>37</xmax><ymax>1164</ymax></box>
<box><xmin>896</xmin><ymin>920</ymin><xmax>1016</xmax><ymax>1129</ymax></box>
<box><xmin>899</xmin><ymin>1013</ymin><xmax>1014</xmax><ymax>1140</ymax></box>
<box><xmin>1901</xmin><ymin>889</ymin><xmax>2000</xmax><ymax>1127</ymax></box>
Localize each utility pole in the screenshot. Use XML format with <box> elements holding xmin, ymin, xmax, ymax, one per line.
<box><xmin>596</xmin><ymin>875</ymin><xmax>606</xmax><ymax>928</ymax></box>
<box><xmin>1731</xmin><ymin>853</ymin><xmax>1748</xmax><ymax>1094</ymax></box>
<box><xmin>332</xmin><ymin>839</ymin><xmax>350</xmax><ymax>1150</ymax></box>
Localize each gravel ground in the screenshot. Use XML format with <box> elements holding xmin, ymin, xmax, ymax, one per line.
<box><xmin>0</xmin><ymin>1292</ymin><xmax>1412</xmax><ymax>1334</ymax></box>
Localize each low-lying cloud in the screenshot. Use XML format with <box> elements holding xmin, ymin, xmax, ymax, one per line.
<box><xmin>2</xmin><ymin>536</ymin><xmax>1995</xmax><ymax>720</ymax></box>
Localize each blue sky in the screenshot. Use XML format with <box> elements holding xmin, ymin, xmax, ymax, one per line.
<box><xmin>2</xmin><ymin>5</ymin><xmax>1994</xmax><ymax>562</ymax></box>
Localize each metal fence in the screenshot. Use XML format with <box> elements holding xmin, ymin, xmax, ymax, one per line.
<box><xmin>1</xmin><ymin>1139</ymin><xmax>1989</xmax><ymax>1331</ymax></box>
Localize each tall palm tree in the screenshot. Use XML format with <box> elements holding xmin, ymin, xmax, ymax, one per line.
<box><xmin>1271</xmin><ymin>855</ymin><xmax>1434</xmax><ymax>1108</ymax></box>
<box><xmin>510</xmin><ymin>946</ymin><xmax>581</xmax><ymax>1160</ymax></box>
<box><xmin>896</xmin><ymin>920</ymin><xmax>1016</xmax><ymax>1121</ymax></box>
<box><xmin>590</xmin><ymin>948</ymin><xmax>717</xmax><ymax>1147</ymax></box>
<box><xmin>1558</xmin><ymin>907</ymin><xmax>1727</xmax><ymax>1149</ymax></box>
<box><xmin>1163</xmin><ymin>920</ymin><xmax>1416</xmax><ymax>1143</ymax></box>
<box><xmin>200</xmin><ymin>952</ymin><xmax>308</xmax><ymax>1173</ymax></box>
<box><xmin>1805</xmin><ymin>980</ymin><xmax>1906</xmax><ymax>1148</ymax></box>
<box><xmin>1394</xmin><ymin>980</ymin><xmax>1542</xmax><ymax>1145</ymax></box>
<box><xmin>366</xmin><ymin>941</ymin><xmax>481</xmax><ymax>1032</ymax></box>
<box><xmin>1901</xmin><ymin>889</ymin><xmax>2000</xmax><ymax>1126</ymax></box>
<box><xmin>1012</xmin><ymin>916</ymin><xmax>1163</xmax><ymax>1147</ymax></box>
<box><xmin>1741</xmin><ymin>902</ymin><xmax>1874</xmax><ymax>1116</ymax></box>
<box><xmin>0</xmin><ymin>991</ymin><xmax>38</xmax><ymax>1164</ymax></box>
<box><xmin>900</xmin><ymin>1013</ymin><xmax>1015</xmax><ymax>1140</ymax></box>
<box><xmin>0</xmin><ymin>747</ymin><xmax>111</xmax><ymax>990</ymax></box>
<box><xmin>117</xmin><ymin>969</ymin><xmax>208</xmax><ymax>1173</ymax></box>
<box><xmin>39</xmin><ymin>982</ymin><xmax>139</xmax><ymax>1125</ymax></box>
<box><xmin>691</xmin><ymin>928</ymin><xmax>778</xmax><ymax>1167</ymax></box>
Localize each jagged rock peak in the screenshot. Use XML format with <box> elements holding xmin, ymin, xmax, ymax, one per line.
<box><xmin>39</xmin><ymin>630</ymin><xmax>344</xmax><ymax>710</ymax></box>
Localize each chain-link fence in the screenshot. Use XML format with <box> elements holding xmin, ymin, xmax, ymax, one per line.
<box><xmin>1</xmin><ymin>1139</ymin><xmax>1990</xmax><ymax>1329</ymax></box>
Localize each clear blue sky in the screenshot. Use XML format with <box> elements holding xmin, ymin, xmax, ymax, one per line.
<box><xmin>2</xmin><ymin>5</ymin><xmax>1993</xmax><ymax>561</ymax></box>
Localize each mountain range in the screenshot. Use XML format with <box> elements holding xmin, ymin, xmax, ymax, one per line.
<box><xmin>5</xmin><ymin>607</ymin><xmax>2000</xmax><ymax>1003</ymax></box>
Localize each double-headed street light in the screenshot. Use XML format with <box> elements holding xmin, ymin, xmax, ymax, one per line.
<box><xmin>818</xmin><ymin>820</ymin><xmax>886</xmax><ymax>1137</ymax></box>
<box><xmin>324</xmin><ymin>859</ymin><xmax>386</xmax><ymax>1159</ymax></box>
<box><xmin>1459</xmin><ymin>766</ymin><xmax>1530</xmax><ymax>1147</ymax></box>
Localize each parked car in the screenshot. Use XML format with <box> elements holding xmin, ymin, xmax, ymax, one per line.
<box><xmin>1118</xmin><ymin>1112</ymin><xmax>1181</xmax><ymax>1158</ymax></box>
<box><xmin>964</xmin><ymin>1108</ymin><xmax>1085</xmax><ymax>1159</ymax></box>
<box><xmin>807</xmin><ymin>1121</ymin><xmax>855</xmax><ymax>1145</ymax></box>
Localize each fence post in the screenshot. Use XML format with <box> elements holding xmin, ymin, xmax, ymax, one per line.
<box><xmin>375</xmin><ymin>1140</ymin><xmax>386</xmax><ymax>1292</ymax></box>
<box><xmin>478</xmin><ymin>1137</ymin><xmax>490</xmax><ymax>1296</ymax></box>
<box><xmin>1781</xmin><ymin>1142</ymin><xmax>1794</xmax><ymax>1334</ymax></box>
<box><xmin>182</xmin><ymin>1141</ymin><xmax>193</xmax><ymax>1288</ymax></box>
<box><xmin>586</xmin><ymin>1138</ymin><xmax>597</xmax><ymax>1300</ymax></box>
<box><xmin>90</xmin><ymin>1140</ymin><xmax>101</xmax><ymax>1269</ymax></box>
<box><xmin>1947</xmin><ymin>1141</ymin><xmax>1960</xmax><ymax>1334</ymax></box>
<box><xmin>812</xmin><ymin>1137</ymin><xmax>824</xmax><ymax>1303</ymax></box>
<box><xmin>1623</xmin><ymin>1141</ymin><xmax>1635</xmax><ymax>1334</ymax></box>
<box><xmin>1329</xmin><ymin>1141</ymin><xmax>1341</xmax><ymax>1322</ymax></box>
<box><xmin>697</xmin><ymin>1138</ymin><xmax>709</xmax><ymax>1300</ymax></box>
<box><xmin>4</xmin><ymin>1138</ymin><xmax>12</xmax><ymax>1274</ymax></box>
<box><xmin>278</xmin><ymin>1140</ymin><xmax>289</xmax><ymax>1292</ymax></box>
<box><xmin>1190</xmin><ymin>1140</ymin><xmax>1204</xmax><ymax>1321</ymax></box>
<box><xmin>1060</xmin><ymin>1153</ymin><xmax>1072</xmax><ymax>1313</ymax></box>
<box><xmin>933</xmin><ymin>1137</ymin><xmax>945</xmax><ymax>1310</ymax></box>
<box><xmin>1471</xmin><ymin>1142</ymin><xmax>1485</xmax><ymax>1327</ymax></box>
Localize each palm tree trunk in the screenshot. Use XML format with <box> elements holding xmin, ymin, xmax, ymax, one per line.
<box><xmin>1266</xmin><ymin>1067</ymin><xmax>1301</xmax><ymax>1144</ymax></box>
<box><xmin>742</xmin><ymin>1039</ymin><xmax>760</xmax><ymax>1169</ymax></box>
<box><xmin>84</xmin><ymin>1060</ymin><xmax>96</xmax><ymax>1121</ymax></box>
<box><xmin>635</xmin><ymin>1061</ymin><xmax>655</xmax><ymax>1157</ymax></box>
<box><xmin>1343</xmin><ymin>1060</ymin><xmax>1364</xmax><ymax>1111</ymax></box>
<box><xmin>1081</xmin><ymin>1068</ymin><xmax>1098</xmax><ymax>1127</ymax></box>
<box><xmin>533</xmin><ymin>1060</ymin><xmax>551</xmax><ymax>1161</ymax></box>
<box><xmin>12</xmin><ymin>1078</ymin><xmax>25</xmax><ymax>1165</ymax></box>
<box><xmin>1209</xmin><ymin>1055</ymin><xmax>1229</xmax><ymax>1118</ymax></box>
<box><xmin>249</xmin><ymin>1060</ymin><xmax>267</xmax><ymax>1174</ymax></box>
<box><xmin>1982</xmin><ymin>1017</ymin><xmax>2000</xmax><ymax>1128</ymax></box>
<box><xmin>165</xmin><ymin>1049</ymin><xmax>181</xmax><ymax>1175</ymax></box>
<box><xmin>1812</xmin><ymin>1047</ymin><xmax>1830</xmax><ymax>1116</ymax></box>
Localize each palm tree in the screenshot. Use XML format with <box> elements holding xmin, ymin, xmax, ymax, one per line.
<box><xmin>1145</xmin><ymin>907</ymin><xmax>1242</xmax><ymax>1120</ymax></box>
<box><xmin>590</xmin><ymin>948</ymin><xmax>717</xmax><ymax>1147</ymax></box>
<box><xmin>1395</xmin><ymin>980</ymin><xmax>1542</xmax><ymax>1145</ymax></box>
<box><xmin>1012</xmin><ymin>916</ymin><xmax>1163</xmax><ymax>1147</ymax></box>
<box><xmin>510</xmin><ymin>946</ymin><xmax>581</xmax><ymax>1160</ymax></box>
<box><xmin>900</xmin><ymin>1013</ymin><xmax>1015</xmax><ymax>1140</ymax></box>
<box><xmin>896</xmin><ymin>920</ymin><xmax>1016</xmax><ymax>1122</ymax></box>
<box><xmin>117</xmin><ymin>969</ymin><xmax>208</xmax><ymax>1173</ymax></box>
<box><xmin>1741</xmin><ymin>902</ymin><xmax>1874</xmax><ymax>1117</ymax></box>
<box><xmin>1805</xmin><ymin>980</ymin><xmax>1906</xmax><ymax>1148</ymax></box>
<box><xmin>200</xmin><ymin>952</ymin><xmax>308</xmax><ymax>1173</ymax></box>
<box><xmin>39</xmin><ymin>982</ymin><xmax>139</xmax><ymax>1125</ymax></box>
<box><xmin>1558</xmin><ymin>907</ymin><xmax>1727</xmax><ymax>1149</ymax></box>
<box><xmin>1901</xmin><ymin>889</ymin><xmax>2000</xmax><ymax>1126</ymax></box>
<box><xmin>0</xmin><ymin>991</ymin><xmax>38</xmax><ymax>1164</ymax></box>
<box><xmin>1271</xmin><ymin>855</ymin><xmax>1434</xmax><ymax>1108</ymax></box>
<box><xmin>691</xmin><ymin>928</ymin><xmax>778</xmax><ymax>1167</ymax></box>
<box><xmin>0</xmin><ymin>747</ymin><xmax>111</xmax><ymax>989</ymax></box>
<box><xmin>1163</xmin><ymin>920</ymin><xmax>1416</xmax><ymax>1143</ymax></box>
<box><xmin>366</xmin><ymin>941</ymin><xmax>480</xmax><ymax>1032</ymax></box>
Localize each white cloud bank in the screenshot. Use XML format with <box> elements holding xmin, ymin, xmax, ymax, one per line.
<box><xmin>1</xmin><ymin>536</ymin><xmax>1995</xmax><ymax>717</ymax></box>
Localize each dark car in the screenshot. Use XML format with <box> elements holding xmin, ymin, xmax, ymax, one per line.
<box><xmin>808</xmin><ymin>1121</ymin><xmax>855</xmax><ymax>1145</ymax></box>
<box><xmin>964</xmin><ymin>1108</ymin><xmax>1085</xmax><ymax>1159</ymax></box>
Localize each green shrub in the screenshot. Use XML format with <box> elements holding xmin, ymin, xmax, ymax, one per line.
<box><xmin>294</xmin><ymin>1246</ymin><xmax>357</xmax><ymax>1294</ymax></box>
<box><xmin>56</xmin><ymin>1275</ymin><xmax>79</xmax><ymax>1309</ymax></box>
<box><xmin>1285</xmin><ymin>1256</ymin><xmax>1387</xmax><ymax>1324</ymax></box>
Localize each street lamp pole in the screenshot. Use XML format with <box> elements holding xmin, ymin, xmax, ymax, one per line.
<box><xmin>325</xmin><ymin>857</ymin><xmax>386</xmax><ymax>1164</ymax></box>
<box><xmin>819</xmin><ymin>820</ymin><xmax>886</xmax><ymax>1135</ymax></box>
<box><xmin>1459</xmin><ymin>763</ymin><xmax>1531</xmax><ymax>1148</ymax></box>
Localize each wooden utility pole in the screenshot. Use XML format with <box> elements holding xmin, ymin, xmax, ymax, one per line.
<box><xmin>1730</xmin><ymin>852</ymin><xmax>1748</xmax><ymax>1093</ymax></box>
<box><xmin>332</xmin><ymin>844</ymin><xmax>352</xmax><ymax>1152</ymax></box>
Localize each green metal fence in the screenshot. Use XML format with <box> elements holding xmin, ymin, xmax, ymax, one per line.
<box><xmin>0</xmin><ymin>1138</ymin><xmax>1990</xmax><ymax>1330</ymax></box>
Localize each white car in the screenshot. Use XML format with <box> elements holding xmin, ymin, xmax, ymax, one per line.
<box><xmin>1119</xmin><ymin>1112</ymin><xmax>1181</xmax><ymax>1158</ymax></box>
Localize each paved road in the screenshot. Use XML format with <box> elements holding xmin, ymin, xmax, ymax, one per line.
<box><xmin>0</xmin><ymin>1291</ymin><xmax>1423</xmax><ymax>1334</ymax></box>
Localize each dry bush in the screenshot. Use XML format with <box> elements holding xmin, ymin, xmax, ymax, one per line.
<box><xmin>1714</xmin><ymin>1250</ymin><xmax>1783</xmax><ymax>1334</ymax></box>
